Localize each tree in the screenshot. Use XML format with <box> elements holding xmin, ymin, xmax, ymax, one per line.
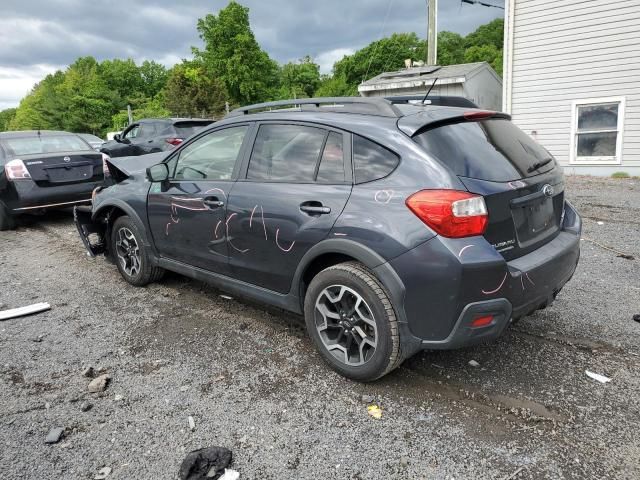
<box><xmin>464</xmin><ymin>44</ymin><xmax>503</xmax><ymax>75</ymax></box>
<box><xmin>193</xmin><ymin>1</ymin><xmax>279</xmax><ymax>105</ymax></box>
<box><xmin>437</xmin><ymin>31</ymin><xmax>465</xmax><ymax>66</ymax></box>
<box><xmin>9</xmin><ymin>71</ymin><xmax>66</xmax><ymax>131</ymax></box>
<box><xmin>333</xmin><ymin>33</ymin><xmax>426</xmax><ymax>89</ymax></box>
<box><xmin>279</xmin><ymin>56</ymin><xmax>321</xmax><ymax>98</ymax></box>
<box><xmin>464</xmin><ymin>18</ymin><xmax>504</xmax><ymax>51</ymax></box>
<box><xmin>99</xmin><ymin>58</ymin><xmax>144</xmax><ymax>103</ymax></box>
<box><xmin>140</xmin><ymin>60</ymin><xmax>168</xmax><ymax>98</ymax></box>
<box><xmin>315</xmin><ymin>74</ymin><xmax>354</xmax><ymax>97</ymax></box>
<box><xmin>0</xmin><ymin>108</ymin><xmax>16</xmax><ymax>131</ymax></box>
<box><xmin>163</xmin><ymin>61</ymin><xmax>230</xmax><ymax>118</ymax></box>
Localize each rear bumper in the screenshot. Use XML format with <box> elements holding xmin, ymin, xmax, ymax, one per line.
<box><xmin>1</xmin><ymin>179</ymin><xmax>101</xmax><ymax>213</ymax></box>
<box><xmin>385</xmin><ymin>201</ymin><xmax>582</xmax><ymax>350</ymax></box>
<box><xmin>74</xmin><ymin>206</ymin><xmax>107</xmax><ymax>257</ymax></box>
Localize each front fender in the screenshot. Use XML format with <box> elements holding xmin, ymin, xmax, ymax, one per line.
<box><xmin>93</xmin><ymin>198</ymin><xmax>152</xmax><ymax>249</ymax></box>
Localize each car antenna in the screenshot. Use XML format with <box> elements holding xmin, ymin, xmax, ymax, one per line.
<box><xmin>422</xmin><ymin>78</ymin><xmax>438</xmax><ymax>105</ymax></box>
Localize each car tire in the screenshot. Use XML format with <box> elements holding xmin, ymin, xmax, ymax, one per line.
<box><xmin>304</xmin><ymin>261</ymin><xmax>404</xmax><ymax>382</ymax></box>
<box><xmin>0</xmin><ymin>201</ymin><xmax>15</xmax><ymax>231</ymax></box>
<box><xmin>111</xmin><ymin>216</ymin><xmax>164</xmax><ymax>286</ymax></box>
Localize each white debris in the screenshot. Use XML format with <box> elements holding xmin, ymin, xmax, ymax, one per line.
<box><xmin>218</xmin><ymin>469</ymin><xmax>240</xmax><ymax>480</ymax></box>
<box><xmin>585</xmin><ymin>370</ymin><xmax>611</xmax><ymax>383</ymax></box>
<box><xmin>180</xmin><ymin>385</ymin><xmax>190</xmax><ymax>392</ymax></box>
<box><xmin>597</xmin><ymin>221</ymin><xmax>604</xmax><ymax>225</ymax></box>
<box><xmin>114</xmin><ymin>395</ymin><xmax>123</xmax><ymax>402</ymax></box>
<box><xmin>94</xmin><ymin>467</ymin><xmax>112</xmax><ymax>479</ymax></box>
<box><xmin>468</xmin><ymin>360</ymin><xmax>480</xmax><ymax>368</ymax></box>
<box><xmin>220</xmin><ymin>295</ymin><xmax>233</xmax><ymax>300</ymax></box>
<box><xmin>188</xmin><ymin>416</ymin><xmax>196</xmax><ymax>431</ymax></box>
<box><xmin>0</xmin><ymin>302</ymin><xmax>51</xmax><ymax>321</ymax></box>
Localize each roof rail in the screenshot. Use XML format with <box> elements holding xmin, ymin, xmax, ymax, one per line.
<box><xmin>227</xmin><ymin>97</ymin><xmax>403</xmax><ymax>118</ymax></box>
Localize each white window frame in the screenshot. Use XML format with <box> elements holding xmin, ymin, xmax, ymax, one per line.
<box><xmin>570</xmin><ymin>96</ymin><xmax>625</xmax><ymax>165</ymax></box>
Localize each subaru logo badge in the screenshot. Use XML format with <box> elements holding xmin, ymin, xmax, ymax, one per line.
<box><xmin>542</xmin><ymin>184</ymin><xmax>554</xmax><ymax>197</ymax></box>
<box><xmin>63</xmin><ymin>156</ymin><xmax>71</xmax><ymax>163</ymax></box>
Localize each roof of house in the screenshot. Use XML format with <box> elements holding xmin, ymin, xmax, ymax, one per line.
<box><xmin>358</xmin><ymin>62</ymin><xmax>496</xmax><ymax>92</ymax></box>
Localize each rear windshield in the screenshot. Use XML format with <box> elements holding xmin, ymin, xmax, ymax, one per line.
<box><xmin>2</xmin><ymin>135</ymin><xmax>90</xmax><ymax>156</ymax></box>
<box><xmin>173</xmin><ymin>121</ymin><xmax>213</xmax><ymax>137</ymax></box>
<box><xmin>413</xmin><ymin>119</ymin><xmax>555</xmax><ymax>182</ymax></box>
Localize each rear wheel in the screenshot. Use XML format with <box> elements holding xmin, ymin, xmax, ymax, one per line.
<box><xmin>304</xmin><ymin>262</ymin><xmax>404</xmax><ymax>382</ymax></box>
<box><xmin>0</xmin><ymin>201</ymin><xmax>15</xmax><ymax>231</ymax></box>
<box><xmin>111</xmin><ymin>216</ymin><xmax>164</xmax><ymax>286</ymax></box>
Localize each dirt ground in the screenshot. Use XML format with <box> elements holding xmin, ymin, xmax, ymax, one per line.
<box><xmin>1</xmin><ymin>175</ymin><xmax>639</xmax><ymax>479</ymax></box>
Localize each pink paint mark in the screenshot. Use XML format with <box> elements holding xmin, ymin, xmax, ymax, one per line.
<box><xmin>333</xmin><ymin>232</ymin><xmax>348</xmax><ymax>237</ymax></box>
<box><xmin>520</xmin><ymin>275</ymin><xmax>525</xmax><ymax>291</ymax></box>
<box><xmin>228</xmin><ymin>241</ymin><xmax>249</xmax><ymax>254</ymax></box>
<box><xmin>225</xmin><ymin>213</ymin><xmax>237</xmax><ymax>226</ymax></box>
<box><xmin>249</xmin><ymin>205</ymin><xmax>258</xmax><ymax>228</ymax></box>
<box><xmin>225</xmin><ymin>213</ymin><xmax>249</xmax><ymax>254</ymax></box>
<box><xmin>458</xmin><ymin>244</ymin><xmax>475</xmax><ymax>258</ymax></box>
<box><xmin>482</xmin><ymin>272</ymin><xmax>508</xmax><ymax>295</ymax></box>
<box><xmin>374</xmin><ymin>190</ymin><xmax>394</xmax><ymax>204</ymax></box>
<box><xmin>214</xmin><ymin>220</ymin><xmax>222</xmax><ymax>239</ymax></box>
<box><xmin>165</xmin><ymin>222</ymin><xmax>171</xmax><ymax>236</ymax></box>
<box><xmin>525</xmin><ymin>273</ymin><xmax>535</xmax><ymax>286</ymax></box>
<box><xmin>170</xmin><ymin>211</ymin><xmax>180</xmax><ymax>223</ymax></box>
<box><xmin>203</xmin><ymin>187</ymin><xmax>227</xmax><ymax>200</ymax></box>
<box><xmin>508</xmin><ymin>180</ymin><xmax>526</xmax><ymax>190</ymax></box>
<box><xmin>260</xmin><ymin>206</ymin><xmax>267</xmax><ymax>240</ymax></box>
<box><xmin>275</xmin><ymin>228</ymin><xmax>295</xmax><ymax>252</ymax></box>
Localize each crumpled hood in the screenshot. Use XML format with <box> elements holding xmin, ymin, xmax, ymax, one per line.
<box><xmin>106</xmin><ymin>152</ymin><xmax>168</xmax><ymax>179</ymax></box>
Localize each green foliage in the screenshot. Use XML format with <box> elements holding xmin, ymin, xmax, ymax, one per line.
<box><xmin>163</xmin><ymin>61</ymin><xmax>230</xmax><ymax>118</ymax></box>
<box><xmin>315</xmin><ymin>74</ymin><xmax>356</xmax><ymax>97</ymax></box>
<box><xmin>333</xmin><ymin>33</ymin><xmax>426</xmax><ymax>87</ymax></box>
<box><xmin>193</xmin><ymin>1</ymin><xmax>279</xmax><ymax>105</ymax></box>
<box><xmin>437</xmin><ymin>31</ymin><xmax>465</xmax><ymax>66</ymax></box>
<box><xmin>464</xmin><ymin>18</ymin><xmax>504</xmax><ymax>51</ymax></box>
<box><xmin>464</xmin><ymin>44</ymin><xmax>503</xmax><ymax>75</ymax></box>
<box><xmin>279</xmin><ymin>56</ymin><xmax>321</xmax><ymax>99</ymax></box>
<box><xmin>0</xmin><ymin>108</ymin><xmax>16</xmax><ymax>131</ymax></box>
<box><xmin>611</xmin><ymin>172</ymin><xmax>630</xmax><ymax>178</ymax></box>
<box><xmin>140</xmin><ymin>60</ymin><xmax>168</xmax><ymax>98</ymax></box>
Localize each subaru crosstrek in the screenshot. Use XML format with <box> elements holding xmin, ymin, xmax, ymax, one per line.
<box><xmin>74</xmin><ymin>97</ymin><xmax>581</xmax><ymax>382</ymax></box>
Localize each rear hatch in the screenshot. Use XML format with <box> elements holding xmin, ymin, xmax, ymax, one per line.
<box><xmin>172</xmin><ymin>120</ymin><xmax>214</xmax><ymax>139</ymax></box>
<box><xmin>3</xmin><ymin>135</ymin><xmax>103</xmax><ymax>187</ymax></box>
<box><xmin>410</xmin><ymin>113</ymin><xmax>564</xmax><ymax>260</ymax></box>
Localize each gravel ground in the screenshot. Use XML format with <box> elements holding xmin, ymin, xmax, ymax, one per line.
<box><xmin>1</xmin><ymin>175</ymin><xmax>639</xmax><ymax>480</ymax></box>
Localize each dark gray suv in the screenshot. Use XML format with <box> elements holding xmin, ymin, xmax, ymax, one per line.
<box><xmin>75</xmin><ymin>97</ymin><xmax>581</xmax><ymax>382</ymax></box>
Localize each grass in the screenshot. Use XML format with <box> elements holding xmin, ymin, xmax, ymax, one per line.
<box><xmin>611</xmin><ymin>172</ymin><xmax>630</xmax><ymax>178</ymax></box>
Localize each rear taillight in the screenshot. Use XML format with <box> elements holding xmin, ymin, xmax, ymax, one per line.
<box><xmin>406</xmin><ymin>190</ymin><xmax>488</xmax><ymax>238</ymax></box>
<box><xmin>4</xmin><ymin>159</ymin><xmax>31</xmax><ymax>180</ymax></box>
<box><xmin>463</xmin><ymin>110</ymin><xmax>496</xmax><ymax>120</ymax></box>
<box><xmin>102</xmin><ymin>153</ymin><xmax>111</xmax><ymax>178</ymax></box>
<box><xmin>165</xmin><ymin>138</ymin><xmax>184</xmax><ymax>147</ymax></box>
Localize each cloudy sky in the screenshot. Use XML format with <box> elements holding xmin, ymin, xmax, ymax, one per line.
<box><xmin>0</xmin><ymin>0</ymin><xmax>503</xmax><ymax>110</ymax></box>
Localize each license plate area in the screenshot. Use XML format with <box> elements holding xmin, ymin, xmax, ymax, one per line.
<box><xmin>512</xmin><ymin>196</ymin><xmax>559</xmax><ymax>247</ymax></box>
<box><xmin>45</xmin><ymin>165</ymin><xmax>94</xmax><ymax>183</ymax></box>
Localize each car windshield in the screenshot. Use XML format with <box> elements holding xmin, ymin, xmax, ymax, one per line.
<box><xmin>79</xmin><ymin>134</ymin><xmax>103</xmax><ymax>143</ymax></box>
<box><xmin>3</xmin><ymin>135</ymin><xmax>90</xmax><ymax>156</ymax></box>
<box><xmin>413</xmin><ymin>119</ymin><xmax>555</xmax><ymax>182</ymax></box>
<box><xmin>173</xmin><ymin>122</ymin><xmax>213</xmax><ymax>137</ymax></box>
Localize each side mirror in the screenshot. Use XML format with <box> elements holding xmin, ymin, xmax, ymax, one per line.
<box><xmin>147</xmin><ymin>163</ymin><xmax>169</xmax><ymax>183</ymax></box>
<box><xmin>113</xmin><ymin>133</ymin><xmax>122</xmax><ymax>142</ymax></box>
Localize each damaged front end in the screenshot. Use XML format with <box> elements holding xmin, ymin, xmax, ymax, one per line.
<box><xmin>74</xmin><ymin>204</ymin><xmax>107</xmax><ymax>257</ymax></box>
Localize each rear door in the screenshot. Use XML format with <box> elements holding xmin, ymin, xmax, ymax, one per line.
<box><xmin>147</xmin><ymin>124</ymin><xmax>251</xmax><ymax>274</ymax></box>
<box><xmin>412</xmin><ymin>118</ymin><xmax>564</xmax><ymax>260</ymax></box>
<box><xmin>225</xmin><ymin>122</ymin><xmax>352</xmax><ymax>293</ymax></box>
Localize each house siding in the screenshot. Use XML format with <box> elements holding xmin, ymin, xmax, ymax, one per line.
<box><xmin>504</xmin><ymin>0</ymin><xmax>640</xmax><ymax>174</ymax></box>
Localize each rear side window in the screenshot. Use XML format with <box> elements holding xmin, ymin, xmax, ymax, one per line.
<box><xmin>353</xmin><ymin>135</ymin><xmax>399</xmax><ymax>184</ymax></box>
<box><xmin>174</xmin><ymin>121</ymin><xmax>214</xmax><ymax>138</ymax></box>
<box><xmin>247</xmin><ymin>124</ymin><xmax>326</xmax><ymax>182</ymax></box>
<box><xmin>413</xmin><ymin>119</ymin><xmax>555</xmax><ymax>182</ymax></box>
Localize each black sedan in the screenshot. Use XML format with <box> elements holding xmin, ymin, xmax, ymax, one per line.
<box><xmin>0</xmin><ymin>130</ymin><xmax>106</xmax><ymax>230</ymax></box>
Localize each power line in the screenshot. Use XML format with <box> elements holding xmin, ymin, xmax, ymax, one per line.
<box><xmin>363</xmin><ymin>0</ymin><xmax>397</xmax><ymax>82</ymax></box>
<box><xmin>461</xmin><ymin>0</ymin><xmax>505</xmax><ymax>9</ymax></box>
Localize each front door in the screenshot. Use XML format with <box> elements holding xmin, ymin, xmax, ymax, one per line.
<box><xmin>226</xmin><ymin>123</ymin><xmax>352</xmax><ymax>293</ymax></box>
<box><xmin>147</xmin><ymin>125</ymin><xmax>251</xmax><ymax>274</ymax></box>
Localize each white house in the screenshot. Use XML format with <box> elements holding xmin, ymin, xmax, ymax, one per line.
<box><xmin>503</xmin><ymin>0</ymin><xmax>640</xmax><ymax>176</ymax></box>
<box><xmin>358</xmin><ymin>62</ymin><xmax>503</xmax><ymax>111</ymax></box>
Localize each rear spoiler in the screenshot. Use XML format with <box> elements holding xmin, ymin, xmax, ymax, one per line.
<box><xmin>397</xmin><ymin>107</ymin><xmax>511</xmax><ymax>137</ymax></box>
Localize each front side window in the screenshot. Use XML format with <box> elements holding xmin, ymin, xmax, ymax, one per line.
<box><xmin>571</xmin><ymin>98</ymin><xmax>624</xmax><ymax>164</ymax></box>
<box><xmin>174</xmin><ymin>126</ymin><xmax>248</xmax><ymax>181</ymax></box>
<box><xmin>247</xmin><ymin>124</ymin><xmax>326</xmax><ymax>182</ymax></box>
<box><xmin>123</xmin><ymin>125</ymin><xmax>139</xmax><ymax>139</ymax></box>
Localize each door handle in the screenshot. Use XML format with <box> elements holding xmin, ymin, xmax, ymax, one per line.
<box><xmin>300</xmin><ymin>201</ymin><xmax>331</xmax><ymax>215</ymax></box>
<box><xmin>203</xmin><ymin>196</ymin><xmax>225</xmax><ymax>209</ymax></box>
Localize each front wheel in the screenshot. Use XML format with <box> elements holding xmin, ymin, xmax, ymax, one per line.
<box><xmin>111</xmin><ymin>216</ymin><xmax>164</xmax><ymax>286</ymax></box>
<box><xmin>304</xmin><ymin>262</ymin><xmax>405</xmax><ymax>382</ymax></box>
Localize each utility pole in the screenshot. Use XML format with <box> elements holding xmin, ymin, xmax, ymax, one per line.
<box><xmin>127</xmin><ymin>104</ymin><xmax>133</xmax><ymax>125</ymax></box>
<box><xmin>427</xmin><ymin>0</ymin><xmax>438</xmax><ymax>65</ymax></box>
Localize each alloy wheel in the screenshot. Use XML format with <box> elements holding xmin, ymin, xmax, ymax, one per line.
<box><xmin>115</xmin><ymin>227</ymin><xmax>141</xmax><ymax>277</ymax></box>
<box><xmin>314</xmin><ymin>285</ymin><xmax>378</xmax><ymax>366</ymax></box>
